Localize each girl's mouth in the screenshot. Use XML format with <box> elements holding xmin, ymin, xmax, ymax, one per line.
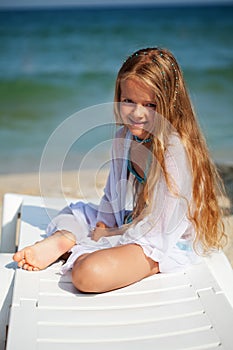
<box><xmin>127</xmin><ymin>117</ymin><xmax>147</xmax><ymax>128</ymax></box>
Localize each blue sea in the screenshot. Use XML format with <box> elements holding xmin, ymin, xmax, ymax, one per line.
<box><xmin>0</xmin><ymin>4</ymin><xmax>233</xmax><ymax>174</ymax></box>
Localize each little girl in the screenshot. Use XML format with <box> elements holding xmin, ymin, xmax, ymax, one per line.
<box><xmin>13</xmin><ymin>47</ymin><xmax>227</xmax><ymax>293</ymax></box>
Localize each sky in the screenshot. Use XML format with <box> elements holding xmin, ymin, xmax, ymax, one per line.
<box><xmin>0</xmin><ymin>0</ymin><xmax>232</xmax><ymax>9</ymax></box>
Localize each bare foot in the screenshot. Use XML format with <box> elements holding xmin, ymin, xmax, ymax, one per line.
<box><xmin>13</xmin><ymin>231</ymin><xmax>76</xmax><ymax>271</ymax></box>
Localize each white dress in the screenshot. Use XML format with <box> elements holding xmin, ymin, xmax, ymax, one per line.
<box><xmin>46</xmin><ymin>128</ymin><xmax>200</xmax><ymax>274</ymax></box>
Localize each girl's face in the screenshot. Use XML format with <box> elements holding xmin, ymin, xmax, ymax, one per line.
<box><xmin>120</xmin><ymin>78</ymin><xmax>156</xmax><ymax>139</ymax></box>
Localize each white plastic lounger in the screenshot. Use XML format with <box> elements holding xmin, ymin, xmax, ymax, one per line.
<box><xmin>1</xmin><ymin>193</ymin><xmax>233</xmax><ymax>350</ymax></box>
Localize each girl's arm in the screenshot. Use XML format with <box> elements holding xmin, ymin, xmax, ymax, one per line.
<box><xmin>96</xmin><ymin>128</ymin><xmax>129</xmax><ymax>229</ymax></box>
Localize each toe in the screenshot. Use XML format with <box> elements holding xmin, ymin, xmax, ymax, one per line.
<box><xmin>22</xmin><ymin>263</ymin><xmax>29</xmax><ymax>270</ymax></box>
<box><xmin>13</xmin><ymin>250</ymin><xmax>25</xmax><ymax>262</ymax></box>
<box><xmin>18</xmin><ymin>258</ymin><xmax>26</xmax><ymax>268</ymax></box>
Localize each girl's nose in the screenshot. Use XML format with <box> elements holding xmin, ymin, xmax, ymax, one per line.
<box><xmin>133</xmin><ymin>104</ymin><xmax>145</xmax><ymax>118</ymax></box>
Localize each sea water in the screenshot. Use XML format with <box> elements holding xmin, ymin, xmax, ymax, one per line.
<box><xmin>0</xmin><ymin>4</ymin><xmax>232</xmax><ymax>174</ymax></box>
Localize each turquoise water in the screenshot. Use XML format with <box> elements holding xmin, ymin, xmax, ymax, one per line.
<box><xmin>0</xmin><ymin>5</ymin><xmax>233</xmax><ymax>174</ymax></box>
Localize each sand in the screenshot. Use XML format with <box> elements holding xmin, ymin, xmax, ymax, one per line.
<box><xmin>0</xmin><ymin>168</ymin><xmax>232</xmax><ymax>267</ymax></box>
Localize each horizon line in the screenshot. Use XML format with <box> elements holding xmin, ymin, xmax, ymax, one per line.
<box><xmin>1</xmin><ymin>1</ymin><xmax>233</xmax><ymax>11</ymax></box>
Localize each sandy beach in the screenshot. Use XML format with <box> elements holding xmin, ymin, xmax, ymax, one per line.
<box><xmin>0</xmin><ymin>167</ymin><xmax>232</xmax><ymax>268</ymax></box>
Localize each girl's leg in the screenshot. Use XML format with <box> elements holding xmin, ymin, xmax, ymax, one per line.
<box><xmin>72</xmin><ymin>244</ymin><xmax>159</xmax><ymax>293</ymax></box>
<box><xmin>13</xmin><ymin>230</ymin><xmax>76</xmax><ymax>271</ymax></box>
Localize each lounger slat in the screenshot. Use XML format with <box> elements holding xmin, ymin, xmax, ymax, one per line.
<box><xmin>37</xmin><ymin>312</ymin><xmax>212</xmax><ymax>339</ymax></box>
<box><xmin>38</xmin><ymin>287</ymin><xmax>196</xmax><ymax>308</ymax></box>
<box><xmin>36</xmin><ymin>299</ymin><xmax>204</xmax><ymax>323</ymax></box>
<box><xmin>36</xmin><ymin>328</ymin><xmax>222</xmax><ymax>350</ymax></box>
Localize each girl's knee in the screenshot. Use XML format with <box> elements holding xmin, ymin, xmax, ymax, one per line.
<box><xmin>71</xmin><ymin>256</ymin><xmax>106</xmax><ymax>293</ymax></box>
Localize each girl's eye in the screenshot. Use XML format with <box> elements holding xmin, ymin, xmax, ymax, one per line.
<box><xmin>121</xmin><ymin>99</ymin><xmax>156</xmax><ymax>110</ymax></box>
<box><xmin>122</xmin><ymin>99</ymin><xmax>134</xmax><ymax>104</ymax></box>
<box><xmin>145</xmin><ymin>103</ymin><xmax>157</xmax><ymax>110</ymax></box>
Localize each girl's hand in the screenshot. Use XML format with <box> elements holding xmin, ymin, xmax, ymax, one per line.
<box><xmin>91</xmin><ymin>221</ymin><xmax>109</xmax><ymax>241</ymax></box>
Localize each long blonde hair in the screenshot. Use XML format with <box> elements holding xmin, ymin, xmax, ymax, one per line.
<box><xmin>114</xmin><ymin>47</ymin><xmax>227</xmax><ymax>253</ymax></box>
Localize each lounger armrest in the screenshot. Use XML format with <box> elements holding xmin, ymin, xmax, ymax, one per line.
<box><xmin>0</xmin><ymin>194</ymin><xmax>23</xmax><ymax>253</ymax></box>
